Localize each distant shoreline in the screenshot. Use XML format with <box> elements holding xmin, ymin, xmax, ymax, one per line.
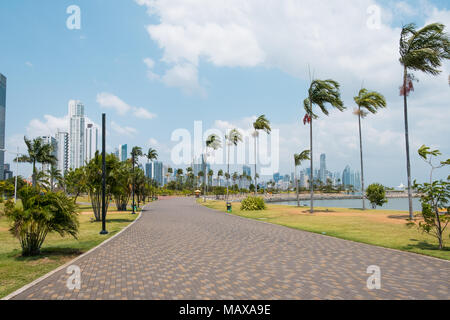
<box><xmin>212</xmin><ymin>192</ymin><xmax>420</xmax><ymax>203</ymax></box>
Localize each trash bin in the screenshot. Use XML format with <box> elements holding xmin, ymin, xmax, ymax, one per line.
<box><xmin>226</xmin><ymin>202</ymin><xmax>232</xmax><ymax>213</ymax></box>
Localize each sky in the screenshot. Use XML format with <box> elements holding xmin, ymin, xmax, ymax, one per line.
<box><xmin>0</xmin><ymin>0</ymin><xmax>449</xmax><ymax>187</ymax></box>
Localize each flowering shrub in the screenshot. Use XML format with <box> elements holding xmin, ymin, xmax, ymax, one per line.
<box><xmin>241</xmin><ymin>196</ymin><xmax>266</xmax><ymax>211</ymax></box>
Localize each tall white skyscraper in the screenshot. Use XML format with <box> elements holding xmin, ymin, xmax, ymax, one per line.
<box><xmin>55</xmin><ymin>130</ymin><xmax>69</xmax><ymax>175</ymax></box>
<box><xmin>68</xmin><ymin>100</ymin><xmax>85</xmax><ymax>169</ymax></box>
<box><xmin>38</xmin><ymin>136</ymin><xmax>57</xmax><ymax>173</ymax></box>
<box><xmin>85</xmin><ymin>123</ymin><xmax>98</xmax><ymax>162</ymax></box>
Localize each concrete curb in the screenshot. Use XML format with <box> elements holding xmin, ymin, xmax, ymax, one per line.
<box><xmin>2</xmin><ymin>206</ymin><xmax>146</xmax><ymax>300</ymax></box>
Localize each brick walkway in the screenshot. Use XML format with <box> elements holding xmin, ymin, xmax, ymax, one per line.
<box><xmin>8</xmin><ymin>198</ymin><xmax>450</xmax><ymax>300</ymax></box>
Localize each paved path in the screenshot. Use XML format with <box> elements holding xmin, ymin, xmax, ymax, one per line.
<box><xmin>9</xmin><ymin>198</ymin><xmax>450</xmax><ymax>300</ymax></box>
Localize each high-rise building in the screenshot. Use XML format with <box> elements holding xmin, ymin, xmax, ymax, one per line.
<box><xmin>0</xmin><ymin>73</ymin><xmax>6</xmax><ymax>180</ymax></box>
<box><xmin>119</xmin><ymin>144</ymin><xmax>128</xmax><ymax>162</ymax></box>
<box><xmin>193</xmin><ymin>155</ymin><xmax>209</xmax><ymax>177</ymax></box>
<box><xmin>146</xmin><ymin>161</ymin><xmax>164</xmax><ymax>186</ymax></box>
<box><xmin>319</xmin><ymin>154</ymin><xmax>327</xmax><ymax>183</ymax></box>
<box><xmin>55</xmin><ymin>130</ymin><xmax>69</xmax><ymax>175</ymax></box>
<box><xmin>68</xmin><ymin>100</ymin><xmax>85</xmax><ymax>169</ymax></box>
<box><xmin>273</xmin><ymin>172</ymin><xmax>281</xmax><ymax>183</ymax></box>
<box><xmin>39</xmin><ymin>136</ymin><xmax>58</xmax><ymax>173</ymax></box>
<box><xmin>342</xmin><ymin>165</ymin><xmax>351</xmax><ymax>187</ymax></box>
<box><xmin>85</xmin><ymin>123</ymin><xmax>98</xmax><ymax>162</ymax></box>
<box><xmin>243</xmin><ymin>165</ymin><xmax>251</xmax><ymax>177</ymax></box>
<box><xmin>4</xmin><ymin>164</ymin><xmax>13</xmax><ymax>180</ymax></box>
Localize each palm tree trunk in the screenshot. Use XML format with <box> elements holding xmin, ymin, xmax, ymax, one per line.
<box><xmin>403</xmin><ymin>67</ymin><xmax>414</xmax><ymax>220</ymax></box>
<box><xmin>132</xmin><ymin>155</ymin><xmax>135</xmax><ymax>213</ymax></box>
<box><xmin>358</xmin><ymin>110</ymin><xmax>366</xmax><ymax>210</ymax></box>
<box><xmin>32</xmin><ymin>161</ymin><xmax>36</xmax><ymax>188</ymax></box>
<box><xmin>310</xmin><ymin>118</ymin><xmax>314</xmax><ymax>214</ymax></box>
<box><xmin>296</xmin><ymin>166</ymin><xmax>300</xmax><ymax>207</ymax></box>
<box><xmin>227</xmin><ymin>144</ymin><xmax>230</xmax><ymax>202</ymax></box>
<box><xmin>254</xmin><ymin>131</ymin><xmax>257</xmax><ymax>195</ymax></box>
<box><xmin>203</xmin><ymin>153</ymin><xmax>207</xmax><ymax>202</ymax></box>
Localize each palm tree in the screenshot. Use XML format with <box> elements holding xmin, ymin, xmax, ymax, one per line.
<box><xmin>166</xmin><ymin>167</ymin><xmax>173</xmax><ymax>185</ymax></box>
<box><xmin>225</xmin><ymin>128</ymin><xmax>243</xmax><ymax>201</ymax></box>
<box><xmin>253</xmin><ymin>115</ymin><xmax>271</xmax><ymax>194</ymax></box>
<box><xmin>130</xmin><ymin>146</ymin><xmax>143</xmax><ymax>214</ymax></box>
<box><xmin>354</xmin><ymin>88</ymin><xmax>387</xmax><ymax>210</ymax></box>
<box><xmin>399</xmin><ymin>23</ymin><xmax>450</xmax><ymax>219</ymax></box>
<box><xmin>15</xmin><ymin>137</ymin><xmax>57</xmax><ymax>188</ymax></box>
<box><xmin>217</xmin><ymin>169</ymin><xmax>224</xmax><ymax>187</ymax></box>
<box><xmin>176</xmin><ymin>169</ymin><xmax>184</xmax><ymax>186</ymax></box>
<box><xmin>294</xmin><ymin>150</ymin><xmax>310</xmax><ymax>207</ymax></box>
<box><xmin>145</xmin><ymin>147</ymin><xmax>158</xmax><ymax>194</ymax></box>
<box><xmin>146</xmin><ymin>148</ymin><xmax>158</xmax><ymax>163</ymax></box>
<box><xmin>204</xmin><ymin>134</ymin><xmax>221</xmax><ymax>202</ymax></box>
<box><xmin>232</xmin><ymin>172</ymin><xmax>238</xmax><ymax>188</ymax></box>
<box><xmin>48</xmin><ymin>166</ymin><xmax>63</xmax><ymax>192</ymax></box>
<box><xmin>303</xmin><ymin>79</ymin><xmax>345</xmax><ymax>213</ymax></box>
<box><xmin>208</xmin><ymin>169</ymin><xmax>214</xmax><ymax>191</ymax></box>
<box><xmin>224</xmin><ymin>172</ymin><xmax>230</xmax><ymax>193</ymax></box>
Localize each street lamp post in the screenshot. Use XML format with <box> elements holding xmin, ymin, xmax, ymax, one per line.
<box><xmin>100</xmin><ymin>113</ymin><xmax>108</xmax><ymax>235</ymax></box>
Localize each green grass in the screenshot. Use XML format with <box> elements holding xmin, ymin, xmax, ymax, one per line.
<box><xmin>0</xmin><ymin>210</ymin><xmax>138</xmax><ymax>299</ymax></box>
<box><xmin>200</xmin><ymin>200</ymin><xmax>450</xmax><ymax>261</ymax></box>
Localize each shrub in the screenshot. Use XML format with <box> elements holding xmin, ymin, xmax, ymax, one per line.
<box><xmin>366</xmin><ymin>183</ymin><xmax>388</xmax><ymax>209</ymax></box>
<box><xmin>5</xmin><ymin>187</ymin><xmax>79</xmax><ymax>256</ymax></box>
<box><xmin>241</xmin><ymin>196</ymin><xmax>266</xmax><ymax>211</ymax></box>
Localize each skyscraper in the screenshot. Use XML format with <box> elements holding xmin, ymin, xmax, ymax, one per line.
<box><xmin>0</xmin><ymin>73</ymin><xmax>6</xmax><ymax>180</ymax></box>
<box><xmin>68</xmin><ymin>100</ymin><xmax>85</xmax><ymax>169</ymax></box>
<box><xmin>39</xmin><ymin>136</ymin><xmax>57</xmax><ymax>173</ymax></box>
<box><xmin>243</xmin><ymin>165</ymin><xmax>251</xmax><ymax>177</ymax></box>
<box><xmin>146</xmin><ymin>161</ymin><xmax>164</xmax><ymax>186</ymax></box>
<box><xmin>119</xmin><ymin>144</ymin><xmax>128</xmax><ymax>162</ymax></box>
<box><xmin>342</xmin><ymin>165</ymin><xmax>351</xmax><ymax>187</ymax></box>
<box><xmin>85</xmin><ymin>123</ymin><xmax>98</xmax><ymax>162</ymax></box>
<box><xmin>193</xmin><ymin>155</ymin><xmax>209</xmax><ymax>177</ymax></box>
<box><xmin>56</xmin><ymin>130</ymin><xmax>69</xmax><ymax>175</ymax></box>
<box><xmin>319</xmin><ymin>154</ymin><xmax>327</xmax><ymax>183</ymax></box>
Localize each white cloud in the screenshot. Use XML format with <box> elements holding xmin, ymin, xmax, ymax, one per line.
<box><xmin>25</xmin><ymin>61</ymin><xmax>33</xmax><ymax>67</ymax></box>
<box><xmin>133</xmin><ymin>107</ymin><xmax>157</xmax><ymax>119</ymax></box>
<box><xmin>96</xmin><ymin>92</ymin><xmax>157</xmax><ymax>119</ymax></box>
<box><xmin>143</xmin><ymin>57</ymin><xmax>160</xmax><ymax>80</ymax></box>
<box><xmin>26</xmin><ymin>115</ymin><xmax>69</xmax><ymax>137</ymax></box>
<box><xmin>111</xmin><ymin>121</ymin><xmax>138</xmax><ymax>137</ymax></box>
<box><xmin>96</xmin><ymin>92</ymin><xmax>131</xmax><ymax>115</ymax></box>
<box><xmin>161</xmin><ymin>62</ymin><xmax>205</xmax><ymax>95</ymax></box>
<box><xmin>135</xmin><ymin>0</ymin><xmax>450</xmax><ymax>185</ymax></box>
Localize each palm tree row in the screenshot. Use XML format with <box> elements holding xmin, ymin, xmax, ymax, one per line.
<box><xmin>300</xmin><ymin>22</ymin><xmax>449</xmax><ymax>216</ymax></box>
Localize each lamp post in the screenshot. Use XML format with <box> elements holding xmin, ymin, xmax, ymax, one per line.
<box><xmin>1</xmin><ymin>147</ymin><xmax>22</xmax><ymax>203</ymax></box>
<box><xmin>132</xmin><ymin>152</ymin><xmax>136</xmax><ymax>214</ymax></box>
<box><xmin>100</xmin><ymin>113</ymin><xmax>108</xmax><ymax>235</ymax></box>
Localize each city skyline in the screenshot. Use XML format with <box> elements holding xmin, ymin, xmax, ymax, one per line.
<box><xmin>0</xmin><ymin>0</ymin><xmax>449</xmax><ymax>187</ymax></box>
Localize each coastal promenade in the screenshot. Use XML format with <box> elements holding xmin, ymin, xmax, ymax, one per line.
<box><xmin>7</xmin><ymin>197</ymin><xmax>448</xmax><ymax>300</ymax></box>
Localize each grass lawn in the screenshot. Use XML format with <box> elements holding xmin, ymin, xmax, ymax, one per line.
<box><xmin>0</xmin><ymin>206</ymin><xmax>139</xmax><ymax>299</ymax></box>
<box><xmin>200</xmin><ymin>200</ymin><xmax>450</xmax><ymax>261</ymax></box>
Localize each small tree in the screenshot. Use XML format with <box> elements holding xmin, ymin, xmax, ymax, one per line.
<box><xmin>64</xmin><ymin>168</ymin><xmax>86</xmax><ymax>203</ymax></box>
<box><xmin>5</xmin><ymin>187</ymin><xmax>79</xmax><ymax>256</ymax></box>
<box><xmin>409</xmin><ymin>145</ymin><xmax>449</xmax><ymax>250</ymax></box>
<box><xmin>366</xmin><ymin>183</ymin><xmax>388</xmax><ymax>209</ymax></box>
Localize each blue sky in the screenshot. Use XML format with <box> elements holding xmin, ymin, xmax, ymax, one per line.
<box><xmin>0</xmin><ymin>0</ymin><xmax>449</xmax><ymax>186</ymax></box>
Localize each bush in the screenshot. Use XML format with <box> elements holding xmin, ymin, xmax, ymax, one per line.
<box><xmin>366</xmin><ymin>183</ymin><xmax>388</xmax><ymax>209</ymax></box>
<box><xmin>241</xmin><ymin>196</ymin><xmax>266</xmax><ymax>211</ymax></box>
<box><xmin>5</xmin><ymin>187</ymin><xmax>79</xmax><ymax>256</ymax></box>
